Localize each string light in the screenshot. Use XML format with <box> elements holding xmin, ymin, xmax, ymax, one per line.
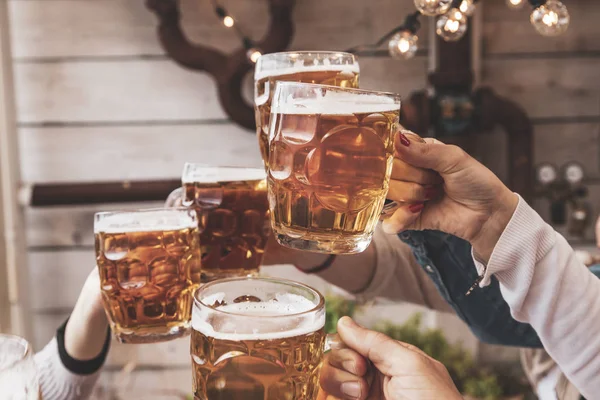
<box><xmin>530</xmin><ymin>0</ymin><xmax>570</xmax><ymax>36</ymax></box>
<box><xmin>414</xmin><ymin>0</ymin><xmax>453</xmax><ymax>16</ymax></box>
<box><xmin>507</xmin><ymin>0</ymin><xmax>526</xmax><ymax>10</ymax></box>
<box><xmin>211</xmin><ymin>0</ymin><xmax>261</xmax><ymax>63</ymax></box>
<box><xmin>458</xmin><ymin>0</ymin><xmax>477</xmax><ymax>16</ymax></box>
<box><xmin>436</xmin><ymin>8</ymin><xmax>468</xmax><ymax>41</ymax></box>
<box><xmin>388</xmin><ymin>12</ymin><xmax>421</xmax><ymax>59</ymax></box>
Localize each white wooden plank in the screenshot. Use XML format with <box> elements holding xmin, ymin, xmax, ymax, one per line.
<box><xmin>19</xmin><ymin>123</ymin><xmax>263</xmax><ymax>183</ymax></box>
<box><xmin>13</xmin><ymin>56</ymin><xmax>599</xmax><ymax>125</ymax></box>
<box><xmin>8</xmin><ymin>0</ymin><xmax>425</xmax><ymax>59</ymax></box>
<box><xmin>13</xmin><ymin>60</ymin><xmax>227</xmax><ymax>123</ymax></box>
<box><xmin>482</xmin><ymin>57</ymin><xmax>600</xmax><ymax>119</ymax></box>
<box><xmin>0</xmin><ymin>0</ymin><xmax>31</xmax><ymax>339</ymax></box>
<box><xmin>13</xmin><ymin>57</ymin><xmax>428</xmax><ymax>124</ymax></box>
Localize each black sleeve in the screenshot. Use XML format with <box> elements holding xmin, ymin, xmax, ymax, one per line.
<box><xmin>55</xmin><ymin>318</ymin><xmax>111</xmax><ymax>375</ymax></box>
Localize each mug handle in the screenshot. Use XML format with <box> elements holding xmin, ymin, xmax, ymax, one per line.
<box><xmin>324</xmin><ymin>333</ymin><xmax>344</xmax><ymax>353</ymax></box>
<box><xmin>165</xmin><ymin>187</ymin><xmax>184</xmax><ymax>208</ymax></box>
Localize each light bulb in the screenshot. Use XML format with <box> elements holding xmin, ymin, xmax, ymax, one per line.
<box><xmin>506</xmin><ymin>0</ymin><xmax>525</xmax><ymax>10</ymax></box>
<box><xmin>247</xmin><ymin>48</ymin><xmax>262</xmax><ymax>63</ymax></box>
<box><xmin>223</xmin><ymin>16</ymin><xmax>235</xmax><ymax>28</ymax></box>
<box><xmin>388</xmin><ymin>31</ymin><xmax>419</xmax><ymax>59</ymax></box>
<box><xmin>436</xmin><ymin>9</ymin><xmax>468</xmax><ymax>41</ymax></box>
<box><xmin>530</xmin><ymin>0</ymin><xmax>569</xmax><ymax>36</ymax></box>
<box><xmin>414</xmin><ymin>0</ymin><xmax>453</xmax><ymax>16</ymax></box>
<box><xmin>458</xmin><ymin>0</ymin><xmax>476</xmax><ymax>16</ymax></box>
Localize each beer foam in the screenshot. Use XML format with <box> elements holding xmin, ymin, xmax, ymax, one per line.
<box><xmin>94</xmin><ymin>210</ymin><xmax>196</xmax><ymax>233</ymax></box>
<box><xmin>255</xmin><ymin>64</ymin><xmax>360</xmax><ymax>81</ymax></box>
<box><xmin>192</xmin><ymin>293</ymin><xmax>325</xmax><ymax>341</ymax></box>
<box><xmin>275</xmin><ymin>92</ymin><xmax>400</xmax><ymax>115</ymax></box>
<box><xmin>183</xmin><ymin>166</ymin><xmax>266</xmax><ymax>184</ymax></box>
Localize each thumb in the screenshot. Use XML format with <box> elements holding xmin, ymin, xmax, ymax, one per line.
<box><xmin>395</xmin><ymin>131</ymin><xmax>466</xmax><ymax>175</ymax></box>
<box><xmin>336</xmin><ymin>317</ymin><xmax>426</xmax><ymax>376</ymax></box>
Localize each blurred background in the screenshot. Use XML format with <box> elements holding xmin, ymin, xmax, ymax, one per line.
<box><xmin>0</xmin><ymin>0</ymin><xmax>598</xmax><ymax>398</ymax></box>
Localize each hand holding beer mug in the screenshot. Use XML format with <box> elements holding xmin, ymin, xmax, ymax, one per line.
<box><xmin>179</xmin><ymin>164</ymin><xmax>270</xmax><ymax>282</ymax></box>
<box><xmin>255</xmin><ymin>51</ymin><xmax>360</xmax><ymax>167</ymax></box>
<box><xmin>267</xmin><ymin>82</ymin><xmax>400</xmax><ymax>254</ymax></box>
<box><xmin>191</xmin><ymin>277</ymin><xmax>335</xmax><ymax>400</ymax></box>
<box><xmin>95</xmin><ymin>208</ymin><xmax>201</xmax><ymax>343</ymax></box>
<box><xmin>0</xmin><ymin>335</ymin><xmax>40</xmax><ymax>399</ymax></box>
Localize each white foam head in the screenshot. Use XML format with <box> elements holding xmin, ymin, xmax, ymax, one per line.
<box><xmin>182</xmin><ymin>165</ymin><xmax>266</xmax><ymax>184</ymax></box>
<box><xmin>255</xmin><ymin>51</ymin><xmax>359</xmax><ymax>81</ymax></box>
<box><xmin>274</xmin><ymin>89</ymin><xmax>400</xmax><ymax>116</ymax></box>
<box><xmin>94</xmin><ymin>209</ymin><xmax>197</xmax><ymax>234</ymax></box>
<box><xmin>192</xmin><ymin>293</ymin><xmax>325</xmax><ymax>341</ymax></box>
<box><xmin>255</xmin><ymin>64</ymin><xmax>360</xmax><ymax>82</ymax></box>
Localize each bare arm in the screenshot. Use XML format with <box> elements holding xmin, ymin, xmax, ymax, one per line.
<box><xmin>264</xmin><ymin>224</ymin><xmax>452</xmax><ymax>312</ymax></box>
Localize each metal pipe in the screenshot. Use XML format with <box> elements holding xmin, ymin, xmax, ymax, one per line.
<box><xmin>21</xmin><ymin>179</ymin><xmax>181</xmax><ymax>207</ymax></box>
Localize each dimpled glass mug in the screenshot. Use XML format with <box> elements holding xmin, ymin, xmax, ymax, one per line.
<box><xmin>267</xmin><ymin>81</ymin><xmax>400</xmax><ymax>254</ymax></box>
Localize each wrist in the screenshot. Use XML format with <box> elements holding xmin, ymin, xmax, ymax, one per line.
<box><xmin>471</xmin><ymin>190</ymin><xmax>518</xmax><ymax>263</ymax></box>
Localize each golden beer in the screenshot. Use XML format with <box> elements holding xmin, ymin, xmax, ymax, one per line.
<box><xmin>268</xmin><ymin>82</ymin><xmax>400</xmax><ymax>254</ymax></box>
<box><xmin>191</xmin><ymin>278</ymin><xmax>326</xmax><ymax>400</ymax></box>
<box><xmin>95</xmin><ymin>209</ymin><xmax>201</xmax><ymax>343</ymax></box>
<box><xmin>255</xmin><ymin>52</ymin><xmax>359</xmax><ymax>167</ymax></box>
<box><xmin>182</xmin><ymin>165</ymin><xmax>270</xmax><ymax>282</ymax></box>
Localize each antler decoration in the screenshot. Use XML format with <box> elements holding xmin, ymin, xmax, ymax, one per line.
<box><xmin>146</xmin><ymin>0</ymin><xmax>296</xmax><ymax>130</ymax></box>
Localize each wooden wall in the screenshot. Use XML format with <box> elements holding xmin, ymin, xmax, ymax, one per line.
<box><xmin>6</xmin><ymin>0</ymin><xmax>600</xmax><ymax>396</ymax></box>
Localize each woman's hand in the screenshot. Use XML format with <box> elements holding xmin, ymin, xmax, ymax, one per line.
<box><xmin>319</xmin><ymin>317</ymin><xmax>462</xmax><ymax>400</ymax></box>
<box><xmin>64</xmin><ymin>268</ymin><xmax>109</xmax><ymax>360</ymax></box>
<box><xmin>383</xmin><ymin>132</ymin><xmax>519</xmax><ymax>262</ymax></box>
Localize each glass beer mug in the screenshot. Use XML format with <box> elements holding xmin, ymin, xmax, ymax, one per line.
<box><xmin>0</xmin><ymin>334</ymin><xmax>40</xmax><ymax>399</ymax></box>
<box><xmin>167</xmin><ymin>164</ymin><xmax>270</xmax><ymax>282</ymax></box>
<box><xmin>191</xmin><ymin>277</ymin><xmax>337</xmax><ymax>400</ymax></box>
<box><xmin>255</xmin><ymin>51</ymin><xmax>360</xmax><ymax>167</ymax></box>
<box><xmin>267</xmin><ymin>81</ymin><xmax>401</xmax><ymax>254</ymax></box>
<box><xmin>94</xmin><ymin>208</ymin><xmax>201</xmax><ymax>343</ymax></box>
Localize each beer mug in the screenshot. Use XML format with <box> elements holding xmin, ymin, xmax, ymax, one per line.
<box><xmin>267</xmin><ymin>82</ymin><xmax>400</xmax><ymax>254</ymax></box>
<box><xmin>0</xmin><ymin>334</ymin><xmax>40</xmax><ymax>399</ymax></box>
<box><xmin>94</xmin><ymin>208</ymin><xmax>201</xmax><ymax>343</ymax></box>
<box><xmin>175</xmin><ymin>164</ymin><xmax>270</xmax><ymax>282</ymax></box>
<box><xmin>191</xmin><ymin>277</ymin><xmax>335</xmax><ymax>400</ymax></box>
<box><xmin>255</xmin><ymin>51</ymin><xmax>360</xmax><ymax>167</ymax></box>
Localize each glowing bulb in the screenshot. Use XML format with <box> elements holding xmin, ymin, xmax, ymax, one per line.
<box><xmin>458</xmin><ymin>0</ymin><xmax>476</xmax><ymax>16</ymax></box>
<box><xmin>414</xmin><ymin>0</ymin><xmax>453</xmax><ymax>16</ymax></box>
<box><xmin>388</xmin><ymin>31</ymin><xmax>419</xmax><ymax>60</ymax></box>
<box><xmin>436</xmin><ymin>9</ymin><xmax>468</xmax><ymax>41</ymax></box>
<box><xmin>530</xmin><ymin>0</ymin><xmax>569</xmax><ymax>36</ymax></box>
<box><xmin>506</xmin><ymin>0</ymin><xmax>525</xmax><ymax>10</ymax></box>
<box><xmin>223</xmin><ymin>16</ymin><xmax>234</xmax><ymax>27</ymax></box>
<box><xmin>247</xmin><ymin>48</ymin><xmax>262</xmax><ymax>63</ymax></box>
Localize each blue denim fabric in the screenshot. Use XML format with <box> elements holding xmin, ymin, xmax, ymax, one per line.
<box><xmin>399</xmin><ymin>230</ymin><xmax>544</xmax><ymax>348</ymax></box>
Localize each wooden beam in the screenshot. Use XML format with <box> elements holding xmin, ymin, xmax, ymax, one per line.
<box><xmin>0</xmin><ymin>0</ymin><xmax>32</xmax><ymax>338</ymax></box>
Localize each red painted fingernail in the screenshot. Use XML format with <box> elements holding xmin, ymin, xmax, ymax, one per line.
<box><xmin>408</xmin><ymin>203</ymin><xmax>425</xmax><ymax>213</ymax></box>
<box><xmin>424</xmin><ymin>186</ymin><xmax>438</xmax><ymax>200</ymax></box>
<box><xmin>399</xmin><ymin>132</ymin><xmax>410</xmax><ymax>147</ymax></box>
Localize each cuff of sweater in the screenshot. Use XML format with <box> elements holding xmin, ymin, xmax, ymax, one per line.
<box><xmin>474</xmin><ymin>194</ymin><xmax>555</xmax><ymax>287</ymax></box>
<box><xmin>354</xmin><ymin>224</ymin><xmax>395</xmax><ymax>299</ymax></box>
<box><xmin>56</xmin><ymin>318</ymin><xmax>111</xmax><ymax>375</ymax></box>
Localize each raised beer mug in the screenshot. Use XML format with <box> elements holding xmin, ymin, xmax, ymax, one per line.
<box><xmin>255</xmin><ymin>51</ymin><xmax>360</xmax><ymax>168</ymax></box>
<box><xmin>191</xmin><ymin>277</ymin><xmax>336</xmax><ymax>400</ymax></box>
<box><xmin>267</xmin><ymin>81</ymin><xmax>401</xmax><ymax>254</ymax></box>
<box><xmin>173</xmin><ymin>164</ymin><xmax>271</xmax><ymax>282</ymax></box>
<box><xmin>94</xmin><ymin>208</ymin><xmax>201</xmax><ymax>343</ymax></box>
<box><xmin>0</xmin><ymin>334</ymin><xmax>40</xmax><ymax>400</ymax></box>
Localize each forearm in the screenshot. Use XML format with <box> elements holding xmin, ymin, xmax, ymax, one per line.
<box><xmin>475</xmin><ymin>197</ymin><xmax>600</xmax><ymax>398</ymax></box>
<box><xmin>35</xmin><ymin>319</ymin><xmax>110</xmax><ymax>400</ymax></box>
<box><xmin>64</xmin><ymin>272</ymin><xmax>109</xmax><ymax>360</ymax></box>
<box><xmin>265</xmin><ymin>224</ymin><xmax>451</xmax><ymax>310</ymax></box>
